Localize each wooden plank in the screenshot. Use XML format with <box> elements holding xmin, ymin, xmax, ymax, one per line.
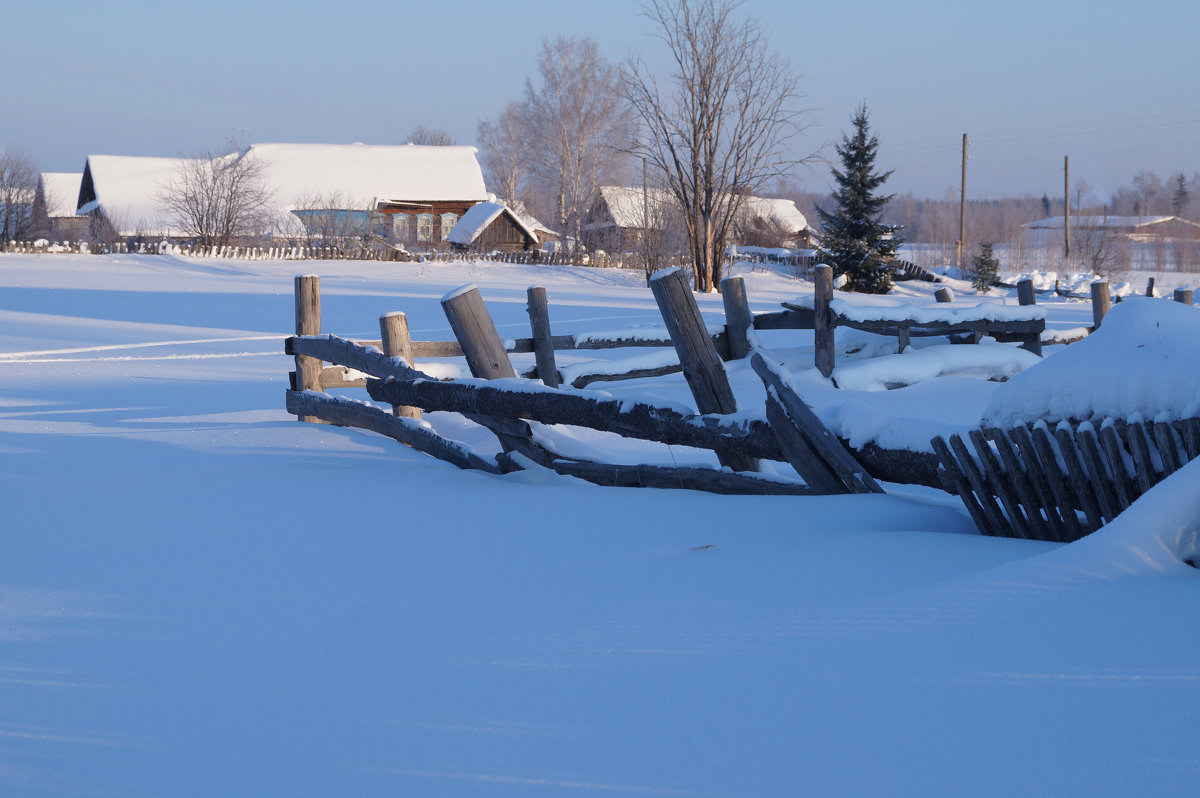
<box><xmin>570</xmin><ymin>364</ymin><xmax>683</xmax><ymax>389</ymax></box>
<box><xmin>1075</xmin><ymin>425</ymin><xmax>1121</xmax><ymax>523</ymax></box>
<box><xmin>366</xmin><ymin>365</ymin><xmax>786</xmax><ymax>464</ymax></box>
<box><xmin>931</xmin><ymin>435</ymin><xmax>993</xmax><ymax>536</ymax></box>
<box><xmin>968</xmin><ymin>429</ymin><xmax>1032</xmax><ymax>539</ymax></box>
<box><xmin>984</xmin><ymin>428</ymin><xmax>1053</xmax><ymax>540</ymax></box>
<box><xmin>1053</xmin><ymin>425</ymin><xmax>1105</xmax><ymax>535</ymax></box>
<box><xmin>832</xmin><ymin>316</ymin><xmax>1047</xmax><ymax>337</ymax></box>
<box><xmin>896</xmin><ymin>324</ymin><xmax>910</xmax><ymax>353</ymax></box>
<box><xmin>753</xmin><ymin>308</ymin><xmax>814</xmax><ymax>330</ymax></box>
<box><xmin>650</xmin><ymin>267</ymin><xmax>755</xmax><ymax>472</ymax></box>
<box><xmin>526</xmin><ymin>286</ymin><xmax>560</xmax><ymax>388</ymax></box>
<box><xmin>380</xmin><ymin>312</ymin><xmax>421</xmax><ymax>420</ymax></box>
<box><xmin>1029</xmin><ymin>424</ymin><xmax>1083</xmax><ymax>541</ymax></box>
<box><xmin>720</xmin><ymin>275</ymin><xmax>754</xmax><ymax>360</ymax></box>
<box><xmin>764</xmin><ymin>393</ymin><xmax>848</xmax><ymax>494</ymax></box>
<box><xmin>287</xmin><ymin>335</ymin><xmax>419</xmax><ymax>381</ymax></box>
<box><xmin>293</xmin><ymin>275</ymin><xmax>322</xmax><ymax>422</ymax></box>
<box><xmin>751</xmin><ymin>352</ymin><xmax>883</xmax><ymax>494</ymax></box>
<box><xmin>948</xmin><ymin>433</ymin><xmax>1009</xmax><ymax>536</ymax></box>
<box><xmin>318</xmin><ymin>365</ymin><xmax>367</xmax><ymax>390</ymax></box>
<box><xmin>1123</xmin><ymin>421</ymin><xmax>1159</xmax><ymax>496</ymax></box>
<box><xmin>813</xmin><ymin>265</ymin><xmax>835</xmax><ymax>378</ymax></box>
<box><xmin>1008</xmin><ymin>424</ymin><xmax>1067</xmax><ymax>542</ymax></box>
<box><xmin>546</xmin><ymin>458</ymin><xmax>816</xmax><ymax>495</ymax></box>
<box><xmin>1098</xmin><ymin>423</ymin><xmax>1136</xmax><ymax>510</ymax></box>
<box><xmin>1151</xmin><ymin>420</ymin><xmax>1184</xmax><ymax>476</ymax></box>
<box><xmin>1017</xmin><ymin>279</ymin><xmax>1036</xmax><ymax>306</ymax></box>
<box><xmin>1183</xmin><ymin>418</ymin><xmax>1200</xmax><ymax>460</ymax></box>
<box><xmin>285</xmin><ymin>389</ymin><xmax>505</xmax><ymax>474</ymax></box>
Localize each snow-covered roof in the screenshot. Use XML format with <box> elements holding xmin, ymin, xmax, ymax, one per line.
<box><xmin>242</xmin><ymin>143</ymin><xmax>489</xmax><ymax>213</ymax></box>
<box><xmin>447</xmin><ymin>201</ymin><xmax>539</xmax><ymax>246</ymax></box>
<box><xmin>38</xmin><ymin>173</ymin><xmax>83</xmax><ymax>218</ymax></box>
<box><xmin>77</xmin><ymin>155</ymin><xmax>204</xmax><ymax>237</ymax></box>
<box><xmin>1021</xmin><ymin>215</ymin><xmax>1192</xmax><ymax>230</ymax></box>
<box><xmin>740</xmin><ymin>196</ymin><xmax>809</xmax><ymax>233</ymax></box>
<box><xmin>596</xmin><ymin>186</ymin><xmax>810</xmax><ymax>233</ymax></box>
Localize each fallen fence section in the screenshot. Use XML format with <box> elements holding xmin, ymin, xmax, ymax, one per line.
<box><xmin>933</xmin><ymin>418</ymin><xmax>1200</xmax><ymax>540</ymax></box>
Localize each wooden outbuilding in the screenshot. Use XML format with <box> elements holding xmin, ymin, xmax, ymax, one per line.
<box><xmin>447</xmin><ymin>201</ymin><xmax>541</xmax><ymax>252</ymax></box>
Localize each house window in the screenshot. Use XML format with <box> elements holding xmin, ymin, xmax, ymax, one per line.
<box><xmin>440</xmin><ymin>213</ymin><xmax>458</xmax><ymax>241</ymax></box>
<box><xmin>370</xmin><ymin>211</ymin><xmax>388</xmax><ymax>237</ymax></box>
<box><xmin>391</xmin><ymin>213</ymin><xmax>409</xmax><ymax>241</ymax></box>
<box><xmin>416</xmin><ymin>213</ymin><xmax>433</xmax><ymax>242</ymax></box>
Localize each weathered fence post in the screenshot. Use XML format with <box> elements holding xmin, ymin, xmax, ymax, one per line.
<box><xmin>934</xmin><ymin>286</ymin><xmax>954</xmax><ymax>303</ymax></box>
<box><xmin>813</xmin><ymin>265</ymin><xmax>835</xmax><ymax>378</ymax></box>
<box><xmin>526</xmin><ymin>286</ymin><xmax>560</xmax><ymax>388</ymax></box>
<box><xmin>1146</xmin><ymin>277</ymin><xmax>1156</xmax><ymax>297</ymax></box>
<box><xmin>1173</xmin><ymin>288</ymin><xmax>1193</xmax><ymax>306</ymax></box>
<box><xmin>1091</xmin><ymin>280</ymin><xmax>1111</xmax><ymax>329</ymax></box>
<box><xmin>720</xmin><ymin>275</ymin><xmax>754</xmax><ymax>360</ymax></box>
<box><xmin>441</xmin><ymin>285</ymin><xmax>517</xmax><ymax>380</ymax></box>
<box><xmin>294</xmin><ymin>275</ymin><xmax>322</xmax><ymax>423</ymax></box>
<box><xmin>1017</xmin><ymin>278</ymin><xmax>1036</xmax><ymax>307</ymax></box>
<box><xmin>650</xmin><ymin>267</ymin><xmax>756</xmax><ymax>472</ymax></box>
<box><xmin>380</xmin><ymin>312</ymin><xmax>422</xmax><ymax>420</ymax></box>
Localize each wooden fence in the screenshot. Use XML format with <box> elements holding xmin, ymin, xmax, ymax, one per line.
<box><xmin>283</xmin><ymin>271</ymin><xmax>933</xmax><ymax>496</ymax></box>
<box><xmin>933</xmin><ymin>418</ymin><xmax>1200</xmax><ymax>541</ymax></box>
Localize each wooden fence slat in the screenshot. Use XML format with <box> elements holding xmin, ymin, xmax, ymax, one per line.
<box><xmin>526</xmin><ymin>286</ymin><xmax>560</xmax><ymax>388</ymax></box>
<box><xmin>1075</xmin><ymin>425</ymin><xmax>1121</xmax><ymax>523</ymax></box>
<box><xmin>720</xmin><ymin>275</ymin><xmax>754</xmax><ymax>360</ymax></box>
<box><xmin>1053</xmin><ymin>425</ymin><xmax>1105</xmax><ymax>534</ymax></box>
<box><xmin>545</xmin><ymin>457</ymin><xmax>815</xmax><ymax>495</ymax></box>
<box><xmin>967</xmin><ymin>429</ymin><xmax>1032</xmax><ymax>539</ymax></box>
<box><xmin>1007</xmin><ymin>425</ymin><xmax>1067</xmax><ymax>542</ymax></box>
<box><xmin>1151</xmin><ymin>421</ymin><xmax>1184</xmax><ymax>476</ymax></box>
<box><xmin>813</xmin><ymin>265</ymin><xmax>835</xmax><ymax>378</ymax></box>
<box><xmin>764</xmin><ymin>392</ymin><xmax>848</xmax><ymax>494</ymax></box>
<box><xmin>931</xmin><ymin>435</ymin><xmax>993</xmax><ymax>535</ymax></box>
<box><xmin>1183</xmin><ymin>418</ymin><xmax>1200</xmax><ymax>460</ymax></box>
<box><xmin>947</xmin><ymin>433</ymin><xmax>1008</xmax><ymax>536</ymax></box>
<box><xmin>983</xmin><ymin>428</ymin><xmax>1052</xmax><ymax>540</ymax></box>
<box><xmin>1028</xmin><ymin>424</ymin><xmax>1083</xmax><ymax>541</ymax></box>
<box><xmin>1124</xmin><ymin>421</ymin><xmax>1159</xmax><ymax>496</ymax></box>
<box><xmin>1098</xmin><ymin>424</ymin><xmax>1137</xmax><ymax>509</ymax></box>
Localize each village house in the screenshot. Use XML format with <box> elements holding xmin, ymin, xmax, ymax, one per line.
<box><xmin>30</xmin><ymin>172</ymin><xmax>87</xmax><ymax>241</ymax></box>
<box><xmin>76</xmin><ymin>155</ymin><xmax>203</xmax><ymax>244</ymax></box>
<box><xmin>446</xmin><ymin>201</ymin><xmax>541</xmax><ymax>253</ymax></box>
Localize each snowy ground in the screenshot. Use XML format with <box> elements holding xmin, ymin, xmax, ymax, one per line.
<box><xmin>1</xmin><ymin>253</ymin><xmax>1198</xmax><ymax>797</ymax></box>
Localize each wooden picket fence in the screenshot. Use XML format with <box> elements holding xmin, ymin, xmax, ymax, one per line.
<box><xmin>933</xmin><ymin>418</ymin><xmax>1200</xmax><ymax>541</ymax></box>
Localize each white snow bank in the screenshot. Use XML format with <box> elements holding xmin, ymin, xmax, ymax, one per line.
<box><xmin>983</xmin><ymin>297</ymin><xmax>1200</xmax><ymax>426</ymax></box>
<box><xmin>834</xmin><ymin>343</ymin><xmax>1040</xmax><ymax>392</ymax></box>
<box><xmin>791</xmin><ymin>292</ymin><xmax>1045</xmax><ymax>323</ymax></box>
<box><xmin>1031</xmin><ymin>456</ymin><xmax>1200</xmax><ymax>578</ymax></box>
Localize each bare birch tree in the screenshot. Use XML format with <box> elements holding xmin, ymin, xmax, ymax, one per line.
<box><xmin>623</xmin><ymin>0</ymin><xmax>810</xmax><ymax>292</ymax></box>
<box><xmin>406</xmin><ymin>125</ymin><xmax>457</xmax><ymax>146</ymax></box>
<box><xmin>524</xmin><ymin>36</ymin><xmax>633</xmax><ymax>255</ymax></box>
<box><xmin>0</xmin><ymin>147</ymin><xmax>38</xmax><ymax>242</ymax></box>
<box><xmin>158</xmin><ymin>142</ymin><xmax>275</xmax><ymax>248</ymax></box>
<box><xmin>477</xmin><ymin>101</ymin><xmax>529</xmax><ymax>206</ymax></box>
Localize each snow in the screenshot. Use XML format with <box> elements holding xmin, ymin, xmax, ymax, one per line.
<box><xmin>791</xmin><ymin>291</ymin><xmax>1046</xmax><ymax>323</ymax></box>
<box><xmin>78</xmin><ymin>155</ymin><xmax>205</xmax><ymax>236</ymax></box>
<box><xmin>834</xmin><ymin>341</ymin><xmax>1040</xmax><ymax>391</ymax></box>
<box><xmin>37</xmin><ymin>172</ymin><xmax>84</xmax><ymax>218</ymax></box>
<box><xmin>1</xmin><ymin>253</ymin><xmax>1198</xmax><ymax>796</ymax></box>
<box><xmin>983</xmin><ymin>296</ymin><xmax>1200</xmax><ymax>426</ymax></box>
<box><xmin>243</xmin><ymin>142</ymin><xmax>489</xmax><ymax>214</ymax></box>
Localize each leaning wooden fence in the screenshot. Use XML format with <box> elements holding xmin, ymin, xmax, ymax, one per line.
<box><xmin>284</xmin><ymin>270</ymin><xmax>915</xmax><ymax>496</ymax></box>
<box><xmin>933</xmin><ymin>418</ymin><xmax>1200</xmax><ymax>541</ymax></box>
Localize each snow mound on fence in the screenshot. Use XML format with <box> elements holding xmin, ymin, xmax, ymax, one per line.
<box><xmin>834</xmin><ymin>342</ymin><xmax>1040</xmax><ymax>392</ymax></box>
<box><xmin>982</xmin><ymin>297</ymin><xmax>1200</xmax><ymax>426</ymax></box>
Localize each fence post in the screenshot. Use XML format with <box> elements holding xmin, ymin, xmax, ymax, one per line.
<box><xmin>294</xmin><ymin>275</ymin><xmax>323</xmax><ymax>422</ymax></box>
<box><xmin>380</xmin><ymin>312</ymin><xmax>422</xmax><ymax>419</ymax></box>
<box><xmin>934</xmin><ymin>287</ymin><xmax>954</xmax><ymax>303</ymax></box>
<box><xmin>526</xmin><ymin>286</ymin><xmax>560</xmax><ymax>388</ymax></box>
<box><xmin>441</xmin><ymin>285</ymin><xmax>517</xmax><ymax>380</ymax></box>
<box><xmin>650</xmin><ymin>267</ymin><xmax>756</xmax><ymax>472</ymax></box>
<box><xmin>1091</xmin><ymin>280</ymin><xmax>1111</xmax><ymax>329</ymax></box>
<box><xmin>1017</xmin><ymin>278</ymin><xmax>1036</xmax><ymax>307</ymax></box>
<box><xmin>813</xmin><ymin>265</ymin><xmax>835</xmax><ymax>378</ymax></box>
<box><xmin>1173</xmin><ymin>288</ymin><xmax>1193</xmax><ymax>306</ymax></box>
<box><xmin>720</xmin><ymin>275</ymin><xmax>754</xmax><ymax>360</ymax></box>
<box><xmin>1146</xmin><ymin>277</ymin><xmax>1156</xmax><ymax>297</ymax></box>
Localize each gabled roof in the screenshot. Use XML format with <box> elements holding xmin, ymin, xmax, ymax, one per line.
<box><xmin>76</xmin><ymin>155</ymin><xmax>204</xmax><ymax>237</ymax></box>
<box><xmin>38</xmin><ymin>173</ymin><xmax>83</xmax><ymax>218</ymax></box>
<box><xmin>1021</xmin><ymin>215</ymin><xmax>1198</xmax><ymax>230</ymax></box>
<box><xmin>242</xmin><ymin>143</ymin><xmax>489</xmax><ymax>212</ymax></box>
<box><xmin>447</xmin><ymin>201</ymin><xmax>539</xmax><ymax>246</ymax></box>
<box><xmin>740</xmin><ymin>196</ymin><xmax>809</xmax><ymax>233</ymax></box>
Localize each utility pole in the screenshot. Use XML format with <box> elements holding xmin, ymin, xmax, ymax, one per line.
<box><xmin>957</xmin><ymin>133</ymin><xmax>967</xmax><ymax>269</ymax></box>
<box><xmin>1063</xmin><ymin>156</ymin><xmax>1071</xmax><ymax>262</ymax></box>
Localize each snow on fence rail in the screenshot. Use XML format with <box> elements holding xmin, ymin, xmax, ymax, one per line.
<box><xmin>283</xmin><ymin>272</ymin><xmax>937</xmax><ymax>495</ymax></box>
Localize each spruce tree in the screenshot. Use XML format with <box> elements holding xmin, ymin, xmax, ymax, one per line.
<box><xmin>970</xmin><ymin>242</ymin><xmax>999</xmax><ymax>292</ymax></box>
<box><xmin>816</xmin><ymin>104</ymin><xmax>900</xmax><ymax>294</ymax></box>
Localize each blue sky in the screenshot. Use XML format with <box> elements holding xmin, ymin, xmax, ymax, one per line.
<box><xmin>4</xmin><ymin>0</ymin><xmax>1197</xmax><ymax>200</ymax></box>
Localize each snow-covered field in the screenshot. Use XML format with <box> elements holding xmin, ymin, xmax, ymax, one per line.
<box><xmin>1</xmin><ymin>253</ymin><xmax>1198</xmax><ymax>797</ymax></box>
